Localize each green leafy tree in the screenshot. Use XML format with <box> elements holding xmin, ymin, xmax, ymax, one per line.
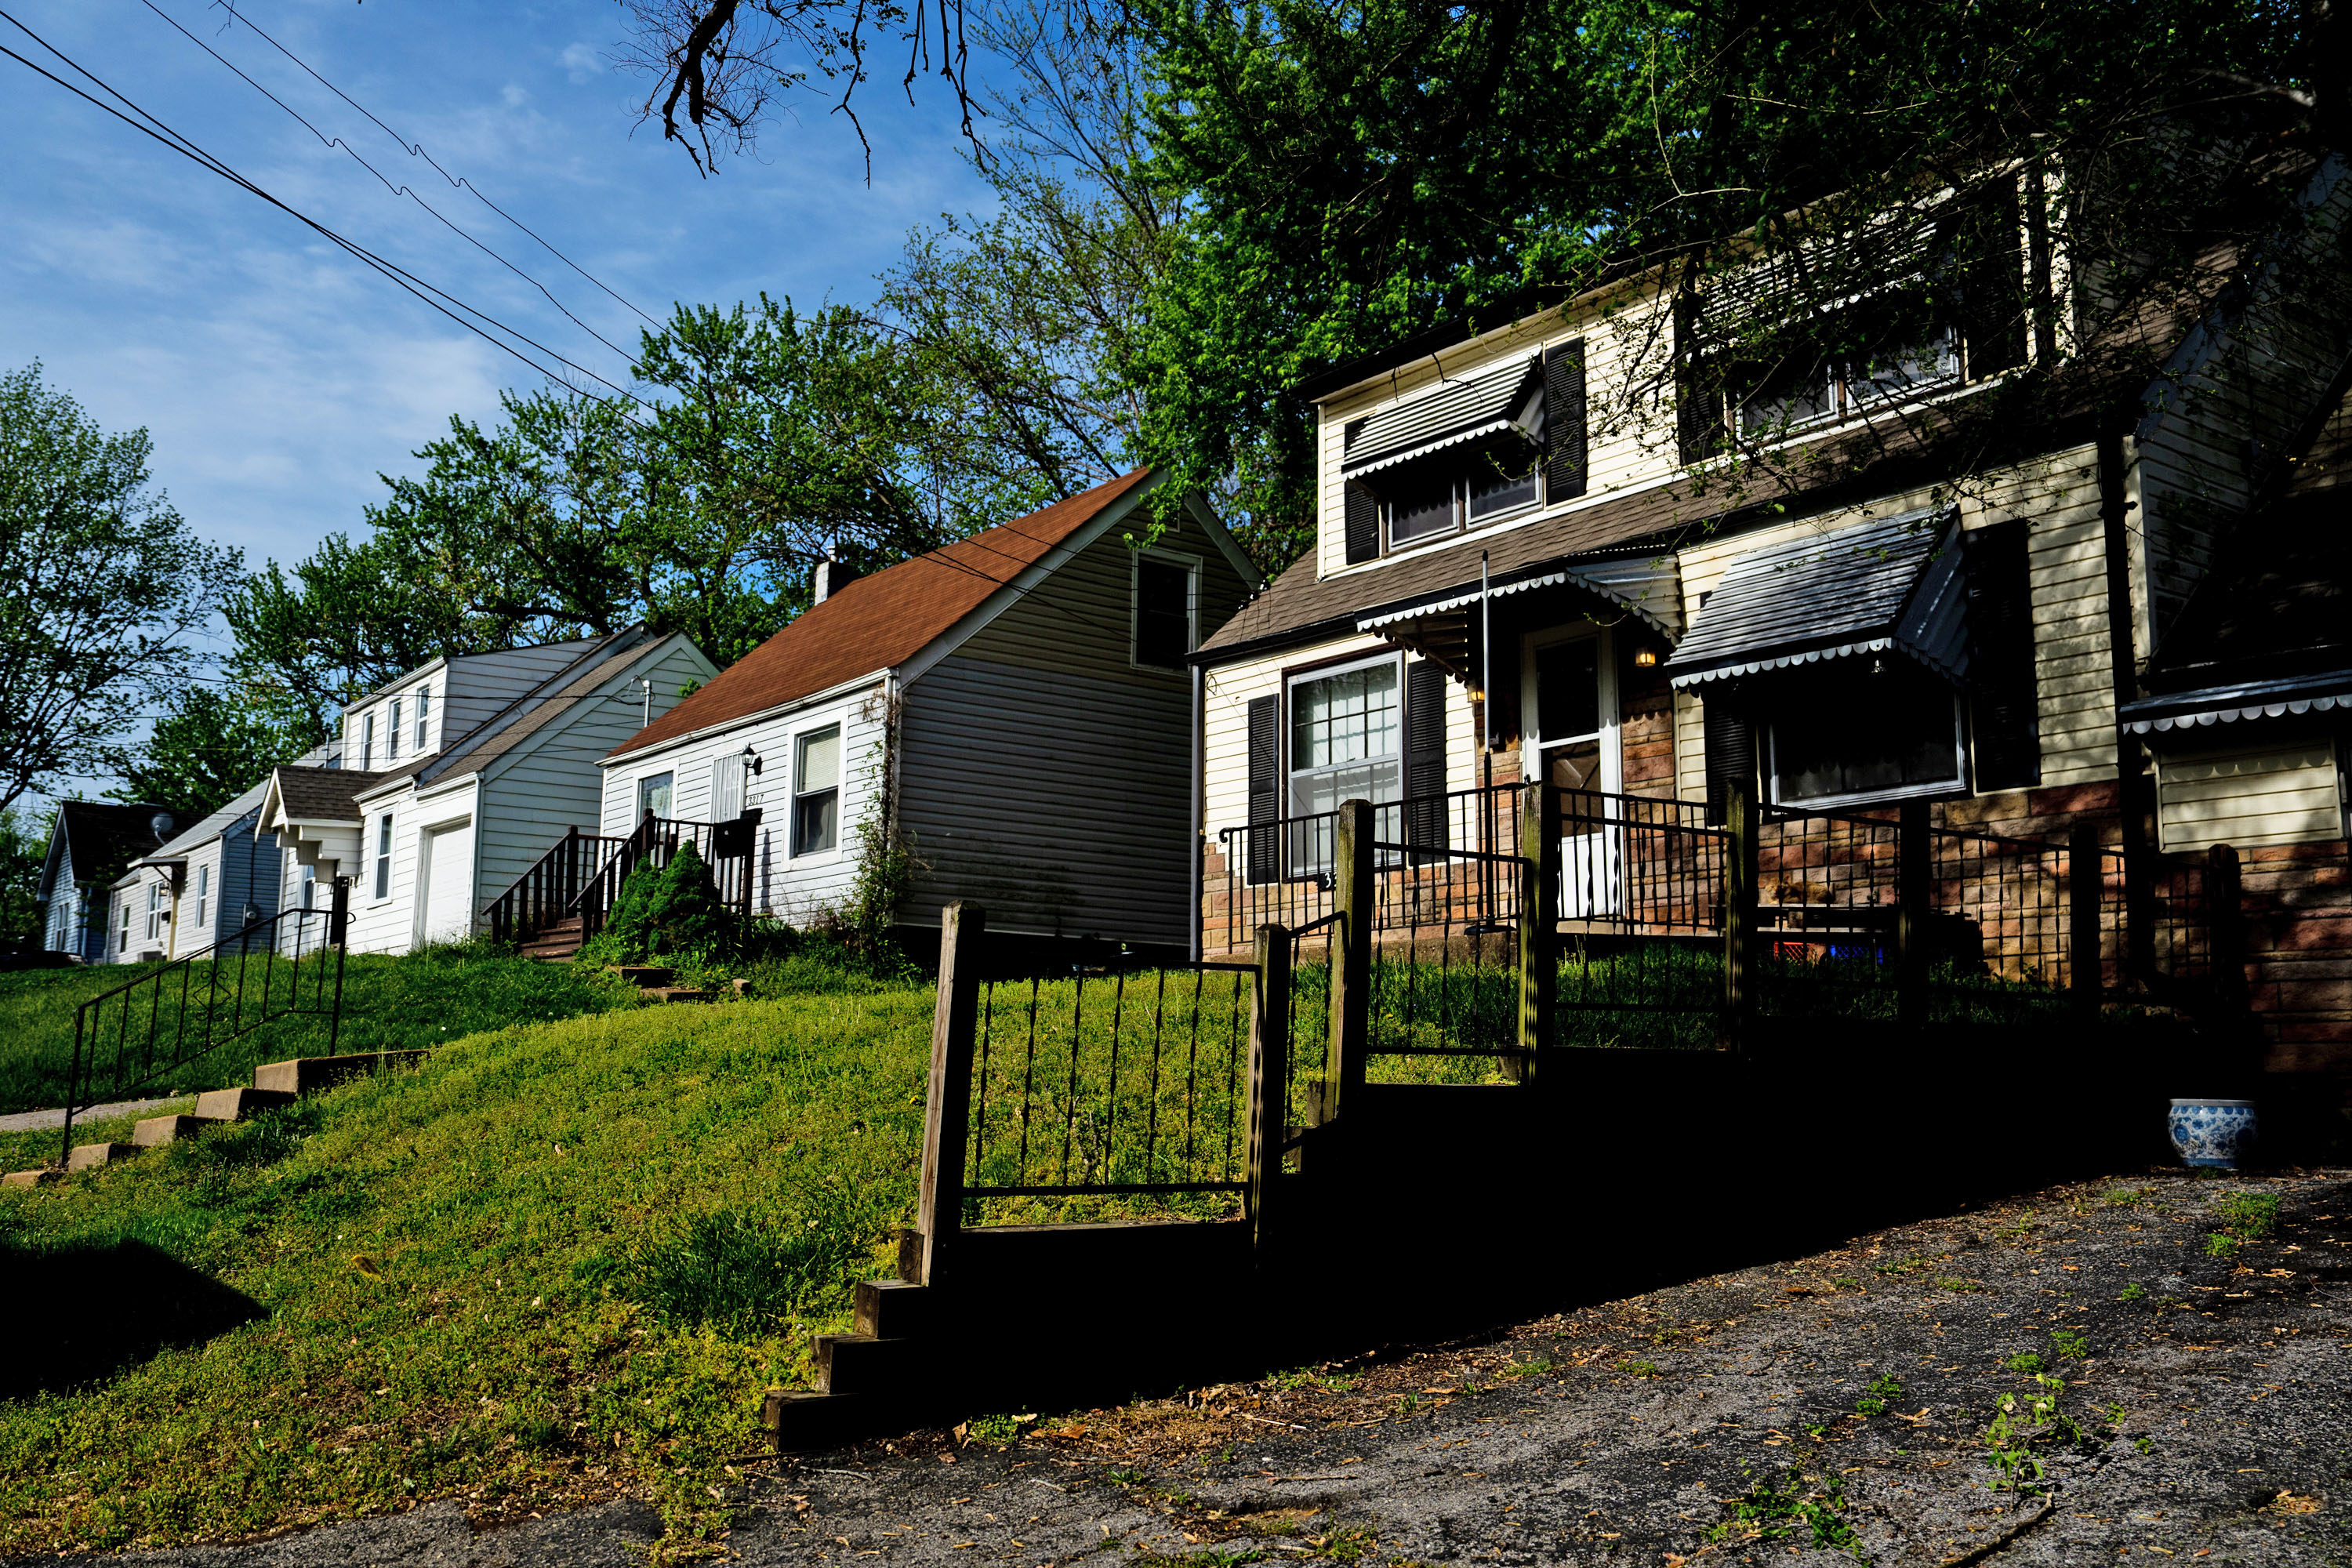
<box><xmin>0</xmin><ymin>804</ymin><xmax>45</xmax><ymax>949</ymax></box>
<box><xmin>105</xmin><ymin>685</ymin><xmax>325</xmax><ymax>820</ymax></box>
<box><xmin>0</xmin><ymin>363</ymin><xmax>243</xmax><ymax>818</ymax></box>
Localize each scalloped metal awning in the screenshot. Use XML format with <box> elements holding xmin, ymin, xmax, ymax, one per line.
<box><xmin>2119</xmin><ymin>671</ymin><xmax>2352</xmax><ymax>735</ymax></box>
<box><xmin>1341</xmin><ymin>355</ymin><xmax>1543</xmax><ymax>478</ymax></box>
<box><xmin>1664</xmin><ymin>508</ymin><xmax>1968</xmax><ymax>688</ymax></box>
<box><xmin>1355</xmin><ymin>554</ymin><xmax>1683</xmax><ymax>679</ymax></box>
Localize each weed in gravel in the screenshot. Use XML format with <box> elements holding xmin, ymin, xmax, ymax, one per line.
<box><xmin>957</xmin><ymin>1413</ymin><xmax>1034</xmax><ymax>1446</ymax></box>
<box><xmin>1268</xmin><ymin>1366</ymin><xmax>1359</xmax><ymax>1394</ymax></box>
<box><xmin>1501</xmin><ymin>1356</ymin><xmax>1559</xmax><ymax>1379</ymax></box>
<box><xmin>1393</xmin><ymin>1394</ymin><xmax>1421</xmax><ymax>1418</ymax></box>
<box><xmin>2004</xmin><ymin>1352</ymin><xmax>2045</xmax><ymax>1374</ymax></box>
<box><xmin>1105</xmin><ymin>1468</ymin><xmax>1145</xmax><ymax>1486</ymax></box>
<box><xmin>1983</xmin><ymin>1374</ymin><xmax>2089</xmax><ymax>1494</ymax></box>
<box><xmin>1873</xmin><ymin>1255</ymin><xmax>1928</xmax><ymax>1276</ymax></box>
<box><xmin>1936</xmin><ymin>1276</ymin><xmax>1983</xmax><ymax>1293</ymax></box>
<box><xmin>2214</xmin><ymin>1192</ymin><xmax>2281</xmax><ymax>1240</ymax></box>
<box><xmin>2135</xmin><ymin>1435</ymin><xmax>2155</xmax><ymax>1455</ymax></box>
<box><xmin>2118</xmin><ymin>1282</ymin><xmax>2147</xmax><ymax>1301</ymax></box>
<box><xmin>1304</xmin><ymin>1524</ymin><xmax>1376</xmax><ymax>1562</ymax></box>
<box><xmin>2051</xmin><ymin>1330</ymin><xmax>2089</xmax><ymax>1361</ymax></box>
<box><xmin>1704</xmin><ymin>1469</ymin><xmax>1863</xmax><ymax>1559</ymax></box>
<box><xmin>2205</xmin><ymin>1232</ymin><xmax>2243</xmax><ymax>1258</ymax></box>
<box><xmin>2103</xmin><ymin>1187</ymin><xmax>2154</xmax><ymax>1207</ymax></box>
<box><xmin>1855</xmin><ymin>1374</ymin><xmax>1903</xmax><ymax>1417</ymax></box>
<box><xmin>1617</xmin><ymin>1359</ymin><xmax>1662</xmax><ymax>1378</ymax></box>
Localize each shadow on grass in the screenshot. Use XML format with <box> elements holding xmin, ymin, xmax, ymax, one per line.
<box><xmin>0</xmin><ymin>1240</ymin><xmax>263</xmax><ymax>1399</ymax></box>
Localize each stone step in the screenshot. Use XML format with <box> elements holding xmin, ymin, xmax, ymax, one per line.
<box><xmin>252</xmin><ymin>1051</ymin><xmax>429</xmax><ymax>1096</ymax></box>
<box><xmin>615</xmin><ymin>966</ymin><xmax>676</xmax><ymax>988</ymax></box>
<box><xmin>66</xmin><ymin>1142</ymin><xmax>140</xmax><ymax>1172</ymax></box>
<box><xmin>811</xmin><ymin>1333</ymin><xmax>920</xmax><ymax>1397</ymax></box>
<box><xmin>762</xmin><ymin>1388</ymin><xmax>866</xmax><ymax>1453</ymax></box>
<box><xmin>855</xmin><ymin>1279</ymin><xmax>935</xmax><ymax>1341</ymax></box>
<box><xmin>133</xmin><ymin>1115</ymin><xmax>212</xmax><ymax>1148</ymax></box>
<box><xmin>3</xmin><ymin>1168</ymin><xmax>62</xmax><ymax>1189</ymax></box>
<box><xmin>640</xmin><ymin>986</ymin><xmax>713</xmax><ymax>1005</ymax></box>
<box><xmin>191</xmin><ymin>1087</ymin><xmax>297</xmax><ymax>1122</ymax></box>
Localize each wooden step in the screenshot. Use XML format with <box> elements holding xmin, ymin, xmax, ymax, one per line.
<box><xmin>762</xmin><ymin>1388</ymin><xmax>866</xmax><ymax>1453</ymax></box>
<box><xmin>855</xmin><ymin>1279</ymin><xmax>935</xmax><ymax>1340</ymax></box>
<box><xmin>811</xmin><ymin>1333</ymin><xmax>920</xmax><ymax>1397</ymax></box>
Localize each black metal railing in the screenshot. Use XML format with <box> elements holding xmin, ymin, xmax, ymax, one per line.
<box><xmin>60</xmin><ymin>887</ymin><xmax>349</xmax><ymax>1164</ymax></box>
<box><xmin>961</xmin><ymin>957</ymin><xmax>1258</xmax><ymax>1216</ymax></box>
<box><xmin>539</xmin><ymin>810</ymin><xmax>763</xmax><ymax>949</ymax></box>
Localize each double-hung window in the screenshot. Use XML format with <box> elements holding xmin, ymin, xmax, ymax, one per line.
<box><xmin>387</xmin><ymin>698</ymin><xmax>402</xmax><ymax>761</ymax></box>
<box><xmin>360</xmin><ymin>713</ymin><xmax>375</xmax><ymax>771</ymax></box>
<box><xmin>118</xmin><ymin>896</ymin><xmax>131</xmax><ymax>953</ymax></box>
<box><xmin>373</xmin><ymin>813</ymin><xmax>394</xmax><ymax>901</ymax></box>
<box><xmin>637</xmin><ymin>771</ymin><xmax>673</xmax><ymax>821</ymax></box>
<box><xmin>1133</xmin><ymin>555</ymin><xmax>1196</xmax><ymax>670</ymax></box>
<box><xmin>414</xmin><ymin>687</ymin><xmax>431</xmax><ymax>752</ymax></box>
<box><xmin>1286</xmin><ymin>657</ymin><xmax>1401</xmax><ymax>876</ymax></box>
<box><xmin>1737</xmin><ymin>324</ymin><xmax>1959</xmax><ymax>439</ymax></box>
<box><xmin>145</xmin><ymin>882</ymin><xmax>167</xmax><ymax>943</ymax></box>
<box><xmin>1766</xmin><ymin>659</ymin><xmax>1967</xmax><ymax>807</ymax></box>
<box><xmin>793</xmin><ymin>726</ymin><xmax>841</xmax><ymax>855</ymax></box>
<box><xmin>194</xmin><ymin>865</ymin><xmax>210</xmax><ymax>929</ymax></box>
<box><xmin>1381</xmin><ymin>440</ymin><xmax>1543</xmax><ymax>549</ymax></box>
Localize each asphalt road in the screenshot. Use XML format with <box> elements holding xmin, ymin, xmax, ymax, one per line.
<box><xmin>53</xmin><ymin>1170</ymin><xmax>2352</xmax><ymax>1567</ymax></box>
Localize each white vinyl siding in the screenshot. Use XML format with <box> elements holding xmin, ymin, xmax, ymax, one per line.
<box><xmin>2158</xmin><ymin>742</ymin><xmax>2345</xmax><ymax>853</ymax></box>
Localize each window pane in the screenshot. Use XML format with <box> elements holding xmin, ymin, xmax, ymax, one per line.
<box><xmin>794</xmin><ymin>790</ymin><xmax>838</xmax><ymax>855</ymax></box>
<box><xmin>1771</xmin><ymin>662</ymin><xmax>1964</xmax><ymax>803</ymax></box>
<box><xmin>1134</xmin><ymin>558</ymin><xmax>1191</xmax><ymax>668</ymax></box>
<box><xmin>1384</xmin><ymin>469</ymin><xmax>1454</xmax><ymax>546</ymax></box>
<box><xmin>1290</xmin><ymin>664</ymin><xmax>1399</xmax><ymax>771</ymax></box>
<box><xmin>797</xmin><ymin>727</ymin><xmax>841</xmax><ymax>793</ymax></box>
<box><xmin>1854</xmin><ymin>326</ymin><xmax>1958</xmax><ymax>403</ymax></box>
<box><xmin>1740</xmin><ymin>354</ymin><xmax>1837</xmax><ymax>434</ymax></box>
<box><xmin>1534</xmin><ymin>640</ymin><xmax>1601</xmax><ymax>740</ymax></box>
<box><xmin>639</xmin><ymin>772</ymin><xmax>673</xmax><ymax>818</ymax></box>
<box><xmin>1465</xmin><ymin>445</ymin><xmax>1537</xmax><ymax>521</ymax></box>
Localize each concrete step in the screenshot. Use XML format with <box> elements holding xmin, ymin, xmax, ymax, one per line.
<box><xmin>191</xmin><ymin>1087</ymin><xmax>297</xmax><ymax>1122</ymax></box>
<box><xmin>3</xmin><ymin>1168</ymin><xmax>62</xmax><ymax>1189</ymax></box>
<box><xmin>615</xmin><ymin>966</ymin><xmax>676</xmax><ymax>988</ymax></box>
<box><xmin>762</xmin><ymin>1388</ymin><xmax>866</xmax><ymax>1453</ymax></box>
<box><xmin>252</xmin><ymin>1051</ymin><xmax>429</xmax><ymax>1096</ymax></box>
<box><xmin>855</xmin><ymin>1279</ymin><xmax>935</xmax><ymax>1341</ymax></box>
<box><xmin>66</xmin><ymin>1142</ymin><xmax>140</xmax><ymax>1171</ymax></box>
<box><xmin>811</xmin><ymin>1333</ymin><xmax>920</xmax><ymax>1397</ymax></box>
<box><xmin>133</xmin><ymin>1115</ymin><xmax>211</xmax><ymax>1148</ymax></box>
<box><xmin>640</xmin><ymin>986</ymin><xmax>713</xmax><ymax>1004</ymax></box>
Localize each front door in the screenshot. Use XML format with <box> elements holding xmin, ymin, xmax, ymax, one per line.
<box><xmin>1523</xmin><ymin>628</ymin><xmax>1621</xmax><ymax>916</ymax></box>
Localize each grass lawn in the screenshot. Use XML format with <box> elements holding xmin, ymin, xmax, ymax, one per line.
<box><xmin>0</xmin><ymin>973</ymin><xmax>933</xmax><ymax>1557</ymax></box>
<box><xmin>0</xmin><ymin>945</ymin><xmax>643</xmax><ymax>1119</ymax></box>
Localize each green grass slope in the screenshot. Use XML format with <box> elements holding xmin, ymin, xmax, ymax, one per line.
<box><xmin>0</xmin><ymin>978</ymin><xmax>932</xmax><ymax>1555</ymax></box>
<box><xmin>0</xmin><ymin>946</ymin><xmax>641</xmax><ymax>1118</ymax></box>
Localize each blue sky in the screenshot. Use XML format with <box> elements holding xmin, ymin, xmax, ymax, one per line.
<box><xmin>2</xmin><ymin>0</ymin><xmax>996</xmax><ymax>808</ymax></box>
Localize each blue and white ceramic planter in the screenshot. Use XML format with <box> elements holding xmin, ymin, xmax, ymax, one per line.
<box><xmin>2169</xmin><ymin>1098</ymin><xmax>2257</xmax><ymax>1170</ymax></box>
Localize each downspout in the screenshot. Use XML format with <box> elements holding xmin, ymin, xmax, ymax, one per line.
<box><xmin>2098</xmin><ymin>432</ymin><xmax>2156</xmax><ymax>982</ymax></box>
<box><xmin>1190</xmin><ymin>660</ymin><xmax>1205</xmax><ymax>964</ymax></box>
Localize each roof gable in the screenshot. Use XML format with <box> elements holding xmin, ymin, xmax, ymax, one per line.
<box><xmin>609</xmin><ymin>469</ymin><xmax>1156</xmax><ymax>758</ymax></box>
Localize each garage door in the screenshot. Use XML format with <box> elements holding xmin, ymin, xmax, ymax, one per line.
<box><xmin>420</xmin><ymin>822</ymin><xmax>475</xmax><ymax>945</ymax></box>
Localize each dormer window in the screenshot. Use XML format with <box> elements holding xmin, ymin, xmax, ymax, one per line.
<box><xmin>1737</xmin><ymin>323</ymin><xmax>1959</xmax><ymax>438</ymax></box>
<box><xmin>387</xmin><ymin>698</ymin><xmax>402</xmax><ymax>760</ymax></box>
<box><xmin>360</xmin><ymin>713</ymin><xmax>375</xmax><ymax>771</ymax></box>
<box><xmin>415</xmin><ymin>687</ymin><xmax>432</xmax><ymax>751</ymax></box>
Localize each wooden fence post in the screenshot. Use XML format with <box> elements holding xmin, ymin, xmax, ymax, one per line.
<box><xmin>1325</xmin><ymin>798</ymin><xmax>1373</xmax><ymax>1123</ymax></box>
<box><xmin>1517</xmin><ymin>782</ymin><xmax>1559</xmax><ymax>1083</ymax></box>
<box><xmin>1247</xmin><ymin>923</ymin><xmax>1291</xmax><ymax>1269</ymax></box>
<box><xmin>2069</xmin><ymin>822</ymin><xmax>2103</xmax><ymax>1017</ymax></box>
<box><xmin>1896</xmin><ymin>799</ymin><xmax>1930</xmax><ymax>1028</ymax></box>
<box><xmin>913</xmin><ymin>900</ymin><xmax>986</xmax><ymax>1290</ymax></box>
<box><xmin>2208</xmin><ymin>844</ymin><xmax>2248</xmax><ymax>1014</ymax></box>
<box><xmin>1721</xmin><ymin>775</ymin><xmax>1759</xmax><ymax>1051</ymax></box>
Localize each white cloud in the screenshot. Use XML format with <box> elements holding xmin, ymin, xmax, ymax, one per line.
<box><xmin>560</xmin><ymin>42</ymin><xmax>600</xmax><ymax>84</ymax></box>
<box><xmin>501</xmin><ymin>83</ymin><xmax>529</xmax><ymax>108</ymax></box>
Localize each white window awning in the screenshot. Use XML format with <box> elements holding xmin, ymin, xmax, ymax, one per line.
<box><xmin>2119</xmin><ymin>673</ymin><xmax>2352</xmax><ymax>735</ymax></box>
<box><xmin>1358</xmin><ymin>571</ymin><xmax>1569</xmax><ymax>630</ymax></box>
<box><xmin>1342</xmin><ymin>355</ymin><xmax>1542</xmax><ymax>479</ymax></box>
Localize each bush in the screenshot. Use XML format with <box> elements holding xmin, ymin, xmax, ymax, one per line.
<box><xmin>583</xmin><ymin>842</ymin><xmax>729</xmax><ymax>965</ymax></box>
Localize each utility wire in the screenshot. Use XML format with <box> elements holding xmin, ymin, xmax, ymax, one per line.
<box><xmin>209</xmin><ymin>0</ymin><xmax>660</xmax><ymax>328</ymax></box>
<box><xmin>0</xmin><ymin>9</ymin><xmax>648</xmax><ymax>408</ymax></box>
<box><xmin>143</xmin><ymin>0</ymin><xmax>649</xmax><ymax>365</ymax></box>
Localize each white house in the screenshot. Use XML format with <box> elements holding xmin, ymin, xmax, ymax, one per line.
<box><xmin>257</xmin><ymin>627</ymin><xmax>717</xmax><ymax>955</ymax></box>
<box><xmin>38</xmin><ymin>802</ymin><xmax>187</xmax><ymax>964</ymax></box>
<box><xmin>596</xmin><ymin>470</ymin><xmax>1260</xmax><ymax>954</ymax></box>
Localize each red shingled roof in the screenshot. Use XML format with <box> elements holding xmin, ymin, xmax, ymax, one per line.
<box><xmin>611</xmin><ymin>468</ymin><xmax>1155</xmax><ymax>759</ymax></box>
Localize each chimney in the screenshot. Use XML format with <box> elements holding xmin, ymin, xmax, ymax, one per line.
<box><xmin>813</xmin><ymin>558</ymin><xmax>860</xmax><ymax>604</ymax></box>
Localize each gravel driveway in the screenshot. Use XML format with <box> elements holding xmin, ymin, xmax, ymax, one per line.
<box><xmin>48</xmin><ymin>1169</ymin><xmax>2351</xmax><ymax>1567</ymax></box>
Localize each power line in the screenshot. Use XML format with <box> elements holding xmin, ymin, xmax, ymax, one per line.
<box><xmin>209</xmin><ymin>0</ymin><xmax>661</xmax><ymax>329</ymax></box>
<box><xmin>142</xmin><ymin>0</ymin><xmax>651</xmax><ymax>365</ymax></box>
<box><xmin>0</xmin><ymin>9</ymin><xmax>649</xmax><ymax>408</ymax></box>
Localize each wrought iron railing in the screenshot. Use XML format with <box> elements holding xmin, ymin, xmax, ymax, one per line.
<box><xmin>485</xmin><ymin>826</ymin><xmax>629</xmax><ymax>945</ymax></box>
<box><xmin>492</xmin><ymin>811</ymin><xmax>765</xmax><ymax>949</ymax></box>
<box><xmin>60</xmin><ymin>887</ymin><xmax>349</xmax><ymax>1164</ymax></box>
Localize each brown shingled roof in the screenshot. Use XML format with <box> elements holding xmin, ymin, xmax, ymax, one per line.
<box><xmin>610</xmin><ymin>468</ymin><xmax>1156</xmax><ymax>758</ymax></box>
<box><xmin>270</xmin><ymin>766</ymin><xmax>397</xmax><ymax>823</ymax></box>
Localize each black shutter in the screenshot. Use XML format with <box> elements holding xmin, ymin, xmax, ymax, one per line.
<box><xmin>1962</xmin><ymin>521</ymin><xmax>2041</xmax><ymax>791</ymax></box>
<box><xmin>1404</xmin><ymin>660</ymin><xmax>1450</xmax><ymax>864</ymax></box>
<box><xmin>1247</xmin><ymin>695</ymin><xmax>1280</xmax><ymax>884</ymax></box>
<box><xmin>1702</xmin><ymin>690</ymin><xmax>1755</xmax><ymax>826</ymax></box>
<box><xmin>1543</xmin><ymin>339</ymin><xmax>1588</xmax><ymax>502</ymax></box>
<box><xmin>1344</xmin><ymin>480</ymin><xmax>1380</xmax><ymax>564</ymax></box>
<box><xmin>1958</xmin><ymin>176</ymin><xmax>2027</xmax><ymax>379</ymax></box>
<box><xmin>1677</xmin><ymin>369</ymin><xmax>1722</xmax><ymax>466</ymax></box>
